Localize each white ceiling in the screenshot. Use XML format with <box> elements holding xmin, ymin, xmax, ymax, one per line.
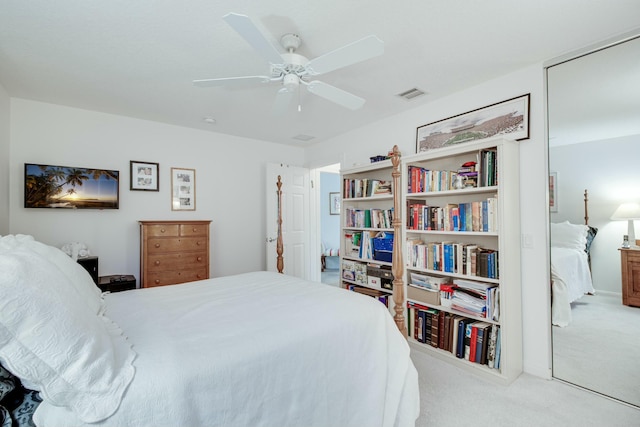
<box><xmin>1</xmin><ymin>0</ymin><xmax>639</xmax><ymax>147</ymax></box>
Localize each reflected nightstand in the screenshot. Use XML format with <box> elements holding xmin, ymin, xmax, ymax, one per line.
<box><xmin>619</xmin><ymin>247</ymin><xmax>640</xmax><ymax>307</ymax></box>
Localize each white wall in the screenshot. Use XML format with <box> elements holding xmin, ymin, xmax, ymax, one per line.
<box><xmin>550</xmin><ymin>135</ymin><xmax>640</xmax><ymax>293</ymax></box>
<box><xmin>0</xmin><ymin>83</ymin><xmax>9</xmax><ymax>235</ymax></box>
<box><xmin>305</xmin><ymin>64</ymin><xmax>552</xmax><ymax>378</ymax></box>
<box><xmin>9</xmin><ymin>99</ymin><xmax>304</xmax><ymax>280</ymax></box>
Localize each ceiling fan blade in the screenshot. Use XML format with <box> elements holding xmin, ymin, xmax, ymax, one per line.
<box><xmin>223</xmin><ymin>13</ymin><xmax>283</xmax><ymax>65</ymax></box>
<box><xmin>306</xmin><ymin>35</ymin><xmax>384</xmax><ymax>75</ymax></box>
<box><xmin>272</xmin><ymin>87</ymin><xmax>295</xmax><ymax>115</ymax></box>
<box><xmin>306</xmin><ymin>80</ymin><xmax>365</xmax><ymax>110</ymax></box>
<box><xmin>193</xmin><ymin>75</ymin><xmax>271</xmax><ymax>87</ymax></box>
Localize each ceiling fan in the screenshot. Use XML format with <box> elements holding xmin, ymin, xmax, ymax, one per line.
<box><xmin>193</xmin><ymin>13</ymin><xmax>384</xmax><ymax>111</ymax></box>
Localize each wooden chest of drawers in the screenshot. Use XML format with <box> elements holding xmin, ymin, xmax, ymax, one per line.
<box><xmin>139</xmin><ymin>220</ymin><xmax>211</xmax><ymax>288</ymax></box>
<box><xmin>620</xmin><ymin>247</ymin><xmax>640</xmax><ymax>307</ymax></box>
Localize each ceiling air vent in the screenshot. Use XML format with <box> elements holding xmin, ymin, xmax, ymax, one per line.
<box><xmin>397</xmin><ymin>88</ymin><xmax>426</xmax><ymax>100</ymax></box>
<box><xmin>292</xmin><ymin>134</ymin><xmax>315</xmax><ymax>142</ymax></box>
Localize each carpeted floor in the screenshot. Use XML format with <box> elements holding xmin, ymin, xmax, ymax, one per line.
<box><xmin>552</xmin><ymin>291</ymin><xmax>640</xmax><ymax>407</ymax></box>
<box><xmin>412</xmin><ymin>347</ymin><xmax>640</xmax><ymax>427</ymax></box>
<box><xmin>320</xmin><ymin>269</ymin><xmax>340</xmax><ymax>287</ymax></box>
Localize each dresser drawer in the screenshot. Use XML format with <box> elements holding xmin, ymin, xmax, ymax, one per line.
<box><xmin>180</xmin><ymin>223</ymin><xmax>208</xmax><ymax>237</ymax></box>
<box><xmin>144</xmin><ymin>267</ymin><xmax>208</xmax><ymax>287</ymax></box>
<box><xmin>145</xmin><ymin>224</ymin><xmax>180</xmax><ymax>237</ymax></box>
<box><xmin>146</xmin><ymin>251</ymin><xmax>208</xmax><ymax>272</ymax></box>
<box><xmin>146</xmin><ymin>237</ymin><xmax>208</xmax><ymax>254</ymax></box>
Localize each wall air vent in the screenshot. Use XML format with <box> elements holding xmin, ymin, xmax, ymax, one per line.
<box><xmin>397</xmin><ymin>88</ymin><xmax>426</xmax><ymax>100</ymax></box>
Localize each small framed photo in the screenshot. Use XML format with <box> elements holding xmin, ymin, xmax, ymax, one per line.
<box><xmin>329</xmin><ymin>192</ymin><xmax>341</xmax><ymax>215</ymax></box>
<box><xmin>130</xmin><ymin>161</ymin><xmax>159</xmax><ymax>191</ymax></box>
<box><xmin>171</xmin><ymin>167</ymin><xmax>196</xmax><ymax>211</ymax></box>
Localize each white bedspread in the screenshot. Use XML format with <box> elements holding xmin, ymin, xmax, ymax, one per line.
<box><xmin>551</xmin><ymin>247</ymin><xmax>595</xmax><ymax>327</ymax></box>
<box><xmin>34</xmin><ymin>271</ymin><xmax>419</xmax><ymax>427</ymax></box>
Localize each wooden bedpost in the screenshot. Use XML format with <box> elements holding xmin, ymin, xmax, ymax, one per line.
<box><xmin>276</xmin><ymin>175</ymin><xmax>284</xmax><ymax>274</ymax></box>
<box><xmin>584</xmin><ymin>189</ymin><xmax>589</xmax><ymax>225</ymax></box>
<box><xmin>390</xmin><ymin>145</ymin><xmax>407</xmax><ymax>337</ymax></box>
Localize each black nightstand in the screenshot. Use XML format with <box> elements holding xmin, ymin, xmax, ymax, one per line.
<box><xmin>98</xmin><ymin>275</ymin><xmax>136</xmax><ymax>293</ymax></box>
<box><xmin>77</xmin><ymin>256</ymin><xmax>99</xmax><ymax>285</ymax></box>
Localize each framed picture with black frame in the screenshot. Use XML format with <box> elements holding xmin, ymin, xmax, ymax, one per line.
<box><xmin>130</xmin><ymin>161</ymin><xmax>159</xmax><ymax>191</ymax></box>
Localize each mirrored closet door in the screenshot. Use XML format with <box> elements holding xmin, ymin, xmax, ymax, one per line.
<box><xmin>547</xmin><ymin>34</ymin><xmax>640</xmax><ymax>407</ymax></box>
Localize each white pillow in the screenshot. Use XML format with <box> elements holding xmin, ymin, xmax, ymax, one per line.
<box><xmin>0</xmin><ymin>235</ymin><xmax>104</xmax><ymax>314</ymax></box>
<box><xmin>550</xmin><ymin>221</ymin><xmax>588</xmax><ymax>251</ymax></box>
<box><xmin>0</xmin><ymin>245</ymin><xmax>135</xmax><ymax>423</ymax></box>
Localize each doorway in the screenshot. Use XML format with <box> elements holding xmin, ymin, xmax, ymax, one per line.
<box><xmin>316</xmin><ymin>163</ymin><xmax>341</xmax><ymax>286</ymax></box>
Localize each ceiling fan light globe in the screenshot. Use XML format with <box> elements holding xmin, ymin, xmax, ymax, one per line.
<box><xmin>283</xmin><ymin>74</ymin><xmax>300</xmax><ymax>91</ymax></box>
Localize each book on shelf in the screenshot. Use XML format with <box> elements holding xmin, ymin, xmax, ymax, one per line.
<box><xmin>405</xmin><ymin>197</ymin><xmax>497</xmax><ymax>232</ymax></box>
<box><xmin>346</xmin><ymin>284</ymin><xmax>389</xmax><ymax>307</ymax></box>
<box><xmin>407</xmin><ymin>240</ymin><xmax>498</xmax><ymax>279</ymax></box>
<box><xmin>451</xmin><ymin>278</ymin><xmax>499</xmax><ymax>320</ymax></box>
<box><xmin>472</xmin><ymin>322</ymin><xmax>491</xmax><ymax>364</ymax></box>
<box><xmin>487</xmin><ymin>324</ymin><xmax>499</xmax><ymax>368</ymax></box>
<box><xmin>409</xmin><ymin>272</ymin><xmax>448</xmax><ymax>290</ymax></box>
<box><xmin>345</xmin><ymin>207</ymin><xmax>394</xmax><ymax>229</ymax></box>
<box><xmin>343</xmin><ymin>178</ymin><xmax>392</xmax><ymax>199</ymax></box>
<box><xmin>406</xmin><ymin>301</ymin><xmax>501</xmax><ymax>370</ymax></box>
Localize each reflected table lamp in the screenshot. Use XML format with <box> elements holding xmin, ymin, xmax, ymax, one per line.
<box><xmin>611</xmin><ymin>202</ymin><xmax>640</xmax><ymax>247</ymax></box>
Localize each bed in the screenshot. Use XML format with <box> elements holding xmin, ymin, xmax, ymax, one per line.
<box><xmin>0</xmin><ymin>235</ymin><xmax>419</xmax><ymax>427</ymax></box>
<box><xmin>550</xmin><ymin>190</ymin><xmax>598</xmax><ymax>327</ymax></box>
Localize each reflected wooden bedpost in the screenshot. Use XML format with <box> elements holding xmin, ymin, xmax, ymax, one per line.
<box><xmin>277</xmin><ymin>175</ymin><xmax>284</xmax><ymax>274</ymax></box>
<box><xmin>584</xmin><ymin>189</ymin><xmax>589</xmax><ymax>225</ymax></box>
<box><xmin>390</xmin><ymin>145</ymin><xmax>407</xmax><ymax>336</ymax></box>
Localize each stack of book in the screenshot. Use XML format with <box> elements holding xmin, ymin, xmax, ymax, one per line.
<box><xmin>456</xmin><ymin>161</ymin><xmax>478</xmax><ymax>188</ymax></box>
<box><xmin>450</xmin><ymin>278</ymin><xmax>499</xmax><ymax>320</ymax></box>
<box><xmin>346</xmin><ymin>284</ymin><xmax>390</xmax><ymax>307</ymax></box>
<box><xmin>406</xmin><ymin>301</ymin><xmax>502</xmax><ymax>369</ymax></box>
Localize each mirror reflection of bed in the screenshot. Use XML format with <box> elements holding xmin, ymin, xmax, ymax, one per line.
<box><xmin>547</xmin><ymin>33</ymin><xmax>640</xmax><ymax>408</ymax></box>
<box><xmin>550</xmin><ymin>191</ymin><xmax>597</xmax><ymax>328</ymax></box>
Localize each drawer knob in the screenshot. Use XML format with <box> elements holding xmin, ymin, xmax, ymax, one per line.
<box><xmin>196</xmin><ymin>241</ymin><xmax>201</xmax><ymax>246</ymax></box>
<box><xmin>154</xmin><ymin>260</ymin><xmax>160</xmax><ymax>266</ymax></box>
<box><xmin>160</xmin><ymin>228</ymin><xmax>166</xmax><ymax>233</ymax></box>
<box><xmin>192</xmin><ymin>228</ymin><xmax>197</xmax><ymax>232</ymax></box>
<box><xmin>154</xmin><ymin>243</ymin><xmax>160</xmax><ymax>248</ymax></box>
<box><xmin>154</xmin><ymin>279</ymin><xmax>160</xmax><ymax>284</ymax></box>
<box><xmin>197</xmin><ymin>256</ymin><xmax>202</xmax><ymax>262</ymax></box>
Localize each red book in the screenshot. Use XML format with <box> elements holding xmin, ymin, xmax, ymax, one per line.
<box><xmin>469</xmin><ymin>324</ymin><xmax>478</xmax><ymax>362</ymax></box>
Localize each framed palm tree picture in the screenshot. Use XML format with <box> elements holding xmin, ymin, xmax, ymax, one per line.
<box><xmin>24</xmin><ymin>163</ymin><xmax>119</xmax><ymax>209</ymax></box>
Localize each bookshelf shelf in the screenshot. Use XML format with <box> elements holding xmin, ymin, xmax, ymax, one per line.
<box><xmin>402</xmin><ymin>137</ymin><xmax>522</xmax><ymax>384</ymax></box>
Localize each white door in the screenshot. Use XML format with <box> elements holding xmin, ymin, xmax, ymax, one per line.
<box><xmin>265</xmin><ymin>163</ymin><xmax>312</xmax><ymax>279</ymax></box>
